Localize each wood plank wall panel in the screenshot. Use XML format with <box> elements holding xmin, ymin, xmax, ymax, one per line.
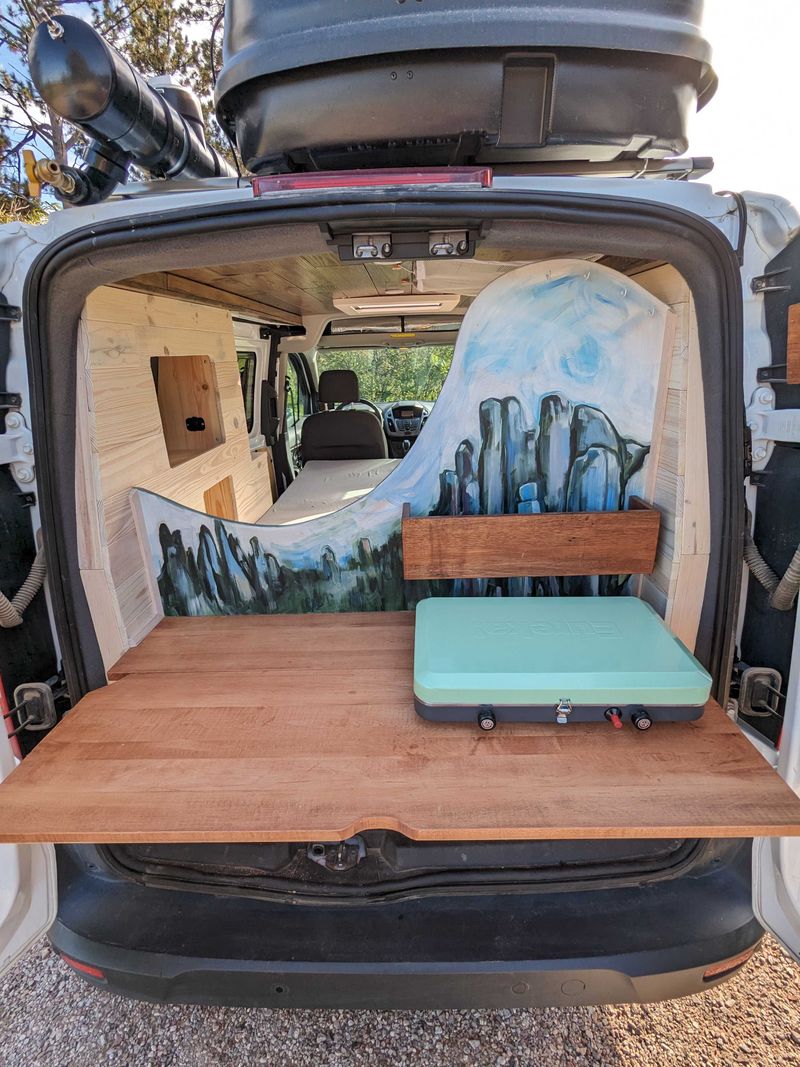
<box><xmin>632</xmin><ymin>265</ymin><xmax>710</xmax><ymax>650</ymax></box>
<box><xmin>74</xmin><ymin>318</ymin><xmax>130</xmax><ymax>667</ymax></box>
<box><xmin>77</xmin><ymin>287</ymin><xmax>273</xmax><ymax>662</ymax></box>
<box><xmin>204</xmin><ymin>475</ymin><xmax>238</xmax><ymax>520</ymax></box>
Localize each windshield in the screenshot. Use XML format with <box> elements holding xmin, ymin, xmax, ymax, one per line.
<box><xmin>316</xmin><ymin>345</ymin><xmax>454</xmax><ymax>404</ymax></box>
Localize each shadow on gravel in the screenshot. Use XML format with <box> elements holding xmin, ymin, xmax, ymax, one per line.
<box><xmin>1</xmin><ymin>938</ymin><xmax>799</xmax><ymax>1067</ymax></box>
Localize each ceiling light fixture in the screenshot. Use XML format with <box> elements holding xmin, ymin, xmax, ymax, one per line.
<box><xmin>332</xmin><ymin>294</ymin><xmax>461</xmax><ymax>317</ymax></box>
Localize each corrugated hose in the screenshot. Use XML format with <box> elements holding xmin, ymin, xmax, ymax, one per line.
<box><xmin>0</xmin><ymin>548</ymin><xmax>47</xmax><ymax>628</ymax></box>
<box><xmin>743</xmin><ymin>513</ymin><xmax>800</xmax><ymax>612</ymax></box>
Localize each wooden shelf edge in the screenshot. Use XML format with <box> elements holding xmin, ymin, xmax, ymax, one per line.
<box><xmin>402</xmin><ymin>499</ymin><xmax>661</xmax><ymax>580</ymax></box>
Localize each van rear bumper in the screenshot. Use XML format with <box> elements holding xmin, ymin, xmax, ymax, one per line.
<box><xmin>49</xmin><ymin>928</ymin><xmax>760</xmax><ymax>1009</ymax></box>
<box><xmin>49</xmin><ymin>838</ymin><xmax>762</xmax><ymax>1008</ymax></box>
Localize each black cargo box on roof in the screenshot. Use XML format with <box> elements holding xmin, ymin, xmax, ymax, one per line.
<box><xmin>215</xmin><ymin>0</ymin><xmax>716</xmax><ymax>174</ymax></box>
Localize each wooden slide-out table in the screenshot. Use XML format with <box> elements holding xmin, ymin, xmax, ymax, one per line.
<box><xmin>2</xmin><ymin>612</ymin><xmax>800</xmax><ymax>844</ymax></box>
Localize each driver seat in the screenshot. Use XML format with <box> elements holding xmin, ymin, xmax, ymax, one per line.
<box><xmin>300</xmin><ymin>369</ymin><xmax>388</xmax><ymax>461</ymax></box>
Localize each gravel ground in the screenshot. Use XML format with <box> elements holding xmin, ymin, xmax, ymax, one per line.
<box><xmin>1</xmin><ymin>935</ymin><xmax>798</xmax><ymax>1066</ymax></box>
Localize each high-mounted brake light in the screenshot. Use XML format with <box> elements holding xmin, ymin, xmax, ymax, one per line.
<box><xmin>252</xmin><ymin>167</ymin><xmax>493</xmax><ymax>197</ymax></box>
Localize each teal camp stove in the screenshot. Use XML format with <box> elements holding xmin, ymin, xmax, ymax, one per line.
<box><xmin>413</xmin><ymin>597</ymin><xmax>712</xmax><ymax>731</ymax></box>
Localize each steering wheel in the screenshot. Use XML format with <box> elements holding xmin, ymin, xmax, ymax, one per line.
<box><xmin>337</xmin><ymin>399</ymin><xmax>384</xmax><ymax>421</ymax></box>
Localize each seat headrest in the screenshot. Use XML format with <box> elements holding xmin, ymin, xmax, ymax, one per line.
<box><xmin>318</xmin><ymin>368</ymin><xmax>359</xmax><ymax>406</ymax></box>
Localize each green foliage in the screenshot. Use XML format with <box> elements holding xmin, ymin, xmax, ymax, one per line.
<box><xmin>316</xmin><ymin>345</ymin><xmax>455</xmax><ymax>404</ymax></box>
<box><xmin>0</xmin><ymin>0</ymin><xmax>69</xmax><ymax>219</ymax></box>
<box><xmin>0</xmin><ymin>1</ymin><xmax>229</xmax><ymax>223</ymax></box>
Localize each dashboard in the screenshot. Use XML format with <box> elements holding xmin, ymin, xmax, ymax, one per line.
<box><xmin>380</xmin><ymin>401</ymin><xmax>433</xmax><ymax>456</ymax></box>
<box><xmin>382</xmin><ymin>401</ymin><xmax>432</xmax><ymax>437</ymax></box>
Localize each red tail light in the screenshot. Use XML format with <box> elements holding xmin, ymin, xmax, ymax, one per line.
<box><xmin>59</xmin><ymin>954</ymin><xmax>107</xmax><ymax>980</ymax></box>
<box><xmin>252</xmin><ymin>167</ymin><xmax>493</xmax><ymax>196</ymax></box>
<box><xmin>702</xmin><ymin>947</ymin><xmax>756</xmax><ymax>982</ymax></box>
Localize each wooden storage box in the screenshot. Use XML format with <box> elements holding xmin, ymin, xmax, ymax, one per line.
<box><xmin>401</xmin><ymin>498</ymin><xmax>661</xmax><ymax>581</ymax></box>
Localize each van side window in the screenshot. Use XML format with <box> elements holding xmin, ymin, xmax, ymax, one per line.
<box><xmin>236</xmin><ymin>351</ymin><xmax>257</xmax><ymax>433</ymax></box>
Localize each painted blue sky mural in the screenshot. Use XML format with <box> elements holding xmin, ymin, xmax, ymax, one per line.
<box><xmin>132</xmin><ymin>260</ymin><xmax>671</xmax><ymax>616</ymax></box>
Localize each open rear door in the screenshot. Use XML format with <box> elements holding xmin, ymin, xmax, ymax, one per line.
<box><xmin>747</xmin><ymin>226</ymin><xmax>800</xmax><ymax>960</ymax></box>
<box><xmin>753</xmin><ymin>620</ymin><xmax>800</xmax><ymax>961</ymax></box>
<box><xmin>752</xmin><ymin>591</ymin><xmax>800</xmax><ymax>959</ymax></box>
<box><xmin>0</xmin><ymin>728</ymin><xmax>56</xmax><ymax>976</ymax></box>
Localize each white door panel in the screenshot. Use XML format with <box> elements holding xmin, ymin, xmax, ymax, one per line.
<box><xmin>0</xmin><ymin>729</ymin><xmax>57</xmax><ymax>976</ymax></box>
<box><xmin>754</xmin><ymin>837</ymin><xmax>800</xmax><ymax>963</ymax></box>
<box><xmin>753</xmin><ymin>598</ymin><xmax>800</xmax><ymax>959</ymax></box>
<box><xmin>739</xmin><ymin>195</ymin><xmax>800</xmax><ymax>960</ymax></box>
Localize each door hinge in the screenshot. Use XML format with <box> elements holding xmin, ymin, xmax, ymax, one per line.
<box><xmin>0</xmin><ymin>392</ymin><xmax>22</xmax><ymax>410</ymax></box>
<box><xmin>746</xmin><ymin>388</ymin><xmax>800</xmax><ymax>467</ymax></box>
<box><xmin>0</xmin><ymin>410</ymin><xmax>35</xmax><ymax>485</ymax></box>
<box><xmin>0</xmin><ymin>303</ymin><xmax>21</xmax><ymax>322</ymax></box>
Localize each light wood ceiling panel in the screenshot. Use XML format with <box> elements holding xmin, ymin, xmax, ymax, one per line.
<box><xmin>132</xmin><ymin>248</ymin><xmax>646</xmax><ymax>323</ymax></box>
<box><xmin>170</xmin><ymin>254</ymin><xmax>418</xmax><ymax>318</ymax></box>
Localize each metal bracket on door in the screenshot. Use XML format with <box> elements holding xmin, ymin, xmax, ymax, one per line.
<box><xmin>746</xmin><ymin>388</ymin><xmax>800</xmax><ymax>469</ymax></box>
<box><xmin>0</xmin><ymin>410</ymin><xmax>35</xmax><ymax>487</ymax></box>
<box><xmin>751</xmin><ymin>268</ymin><xmax>792</xmax><ymax>295</ymax></box>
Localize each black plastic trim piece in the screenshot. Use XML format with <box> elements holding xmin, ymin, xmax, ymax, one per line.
<box><xmin>0</xmin><ymin>289</ymin><xmax>15</xmax><ymax>423</ymax></box>
<box><xmin>215</xmin><ymin>1</ymin><xmax>715</xmax><ymax>98</ymax></box>
<box><xmin>103</xmin><ymin>838</ymin><xmax>698</xmax><ymax>906</ymax></box>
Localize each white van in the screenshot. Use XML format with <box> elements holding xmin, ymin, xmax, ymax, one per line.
<box><xmin>2</xmin><ymin>2</ymin><xmax>800</xmax><ymax>1007</ymax></box>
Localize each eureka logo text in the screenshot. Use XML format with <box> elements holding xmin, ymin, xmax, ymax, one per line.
<box><xmin>473</xmin><ymin>621</ymin><xmax>622</xmax><ymax>638</ymax></box>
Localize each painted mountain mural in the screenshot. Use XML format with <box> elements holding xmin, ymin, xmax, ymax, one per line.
<box><xmin>133</xmin><ymin>259</ymin><xmax>670</xmax><ymax>618</ymax></box>
<box><xmin>153</xmin><ymin>391</ymin><xmax>647</xmax><ymax>617</ymax></box>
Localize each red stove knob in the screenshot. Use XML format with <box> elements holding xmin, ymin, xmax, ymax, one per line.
<box><xmin>604</xmin><ymin>708</ymin><xmax>623</xmax><ymax>729</ymax></box>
